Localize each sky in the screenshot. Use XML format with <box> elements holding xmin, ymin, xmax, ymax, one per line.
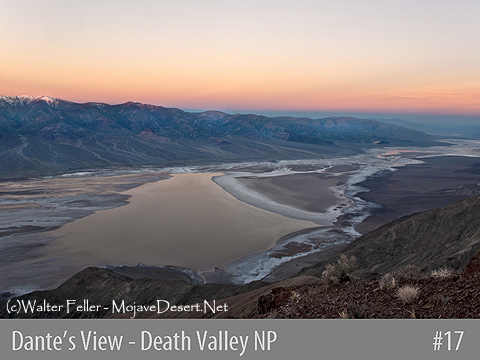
<box><xmin>1</xmin><ymin>0</ymin><xmax>479</xmax><ymax>121</ymax></box>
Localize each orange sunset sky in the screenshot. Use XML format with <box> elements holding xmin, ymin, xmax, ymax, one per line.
<box><xmin>1</xmin><ymin>0</ymin><xmax>479</xmax><ymax>120</ymax></box>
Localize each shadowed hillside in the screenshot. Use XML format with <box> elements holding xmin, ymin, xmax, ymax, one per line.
<box><xmin>299</xmin><ymin>193</ymin><xmax>480</xmax><ymax>279</ymax></box>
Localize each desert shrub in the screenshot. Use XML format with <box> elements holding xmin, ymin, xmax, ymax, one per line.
<box><xmin>393</xmin><ymin>264</ymin><xmax>422</xmax><ymax>280</ymax></box>
<box><xmin>379</xmin><ymin>273</ymin><xmax>396</xmax><ymax>290</ymax></box>
<box><xmin>290</xmin><ymin>291</ymin><xmax>300</xmax><ymax>303</ymax></box>
<box><xmin>322</xmin><ymin>255</ymin><xmax>357</xmax><ymax>286</ymax></box>
<box><xmin>407</xmin><ymin>309</ymin><xmax>416</xmax><ymax>319</ymax></box>
<box><xmin>338</xmin><ymin>310</ymin><xmax>349</xmax><ymax>319</ymax></box>
<box><xmin>431</xmin><ymin>267</ymin><xmax>456</xmax><ymax>279</ymax></box>
<box><xmin>396</xmin><ymin>285</ymin><xmax>420</xmax><ymax>304</ymax></box>
<box><xmin>348</xmin><ymin>301</ymin><xmax>366</xmax><ymax>319</ymax></box>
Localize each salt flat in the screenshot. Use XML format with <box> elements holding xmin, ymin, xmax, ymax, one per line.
<box><xmin>3</xmin><ymin>140</ymin><xmax>479</xmax><ymax>292</ymax></box>
<box><xmin>43</xmin><ymin>173</ymin><xmax>318</xmax><ymax>270</ymax></box>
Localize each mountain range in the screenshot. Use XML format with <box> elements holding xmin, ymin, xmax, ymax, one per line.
<box><xmin>0</xmin><ymin>95</ymin><xmax>439</xmax><ymax>177</ymax></box>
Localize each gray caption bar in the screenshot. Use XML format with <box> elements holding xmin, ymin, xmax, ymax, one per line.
<box><xmin>0</xmin><ymin>319</ymin><xmax>478</xmax><ymax>360</ymax></box>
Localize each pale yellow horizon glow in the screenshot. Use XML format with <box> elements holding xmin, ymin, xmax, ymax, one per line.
<box><xmin>1</xmin><ymin>0</ymin><xmax>479</xmax><ymax>117</ymax></box>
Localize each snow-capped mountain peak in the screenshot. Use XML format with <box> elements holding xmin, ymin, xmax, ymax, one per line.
<box><xmin>0</xmin><ymin>95</ymin><xmax>62</xmax><ymax>108</ymax></box>
<box><xmin>36</xmin><ymin>95</ymin><xmax>59</xmax><ymax>105</ymax></box>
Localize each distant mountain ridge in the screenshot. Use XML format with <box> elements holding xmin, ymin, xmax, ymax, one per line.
<box><xmin>0</xmin><ymin>95</ymin><xmax>439</xmax><ymax>177</ymax></box>
<box><xmin>0</xmin><ymin>95</ymin><xmax>62</xmax><ymax>107</ymax></box>
<box><xmin>376</xmin><ymin>117</ymin><xmax>480</xmax><ymax>139</ymax></box>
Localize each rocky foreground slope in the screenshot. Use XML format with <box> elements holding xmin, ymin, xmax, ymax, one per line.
<box><xmin>2</xmin><ymin>194</ymin><xmax>480</xmax><ymax>319</ymax></box>
<box><xmin>253</xmin><ymin>262</ymin><xmax>480</xmax><ymax>319</ymax></box>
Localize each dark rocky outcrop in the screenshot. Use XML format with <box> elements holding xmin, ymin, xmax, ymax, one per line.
<box><xmin>460</xmin><ymin>250</ymin><xmax>480</xmax><ymax>280</ymax></box>
<box><xmin>0</xmin><ymin>267</ymin><xmax>267</xmax><ymax>319</ymax></box>
<box><xmin>258</xmin><ymin>287</ymin><xmax>294</xmax><ymax>315</ymax></box>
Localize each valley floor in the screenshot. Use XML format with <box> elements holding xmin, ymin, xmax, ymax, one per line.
<box><xmin>2</xmin><ymin>139</ymin><xmax>480</xmax><ymax>298</ymax></box>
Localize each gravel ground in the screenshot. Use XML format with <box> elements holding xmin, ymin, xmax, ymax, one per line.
<box><xmin>258</xmin><ymin>273</ymin><xmax>480</xmax><ymax>319</ymax></box>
